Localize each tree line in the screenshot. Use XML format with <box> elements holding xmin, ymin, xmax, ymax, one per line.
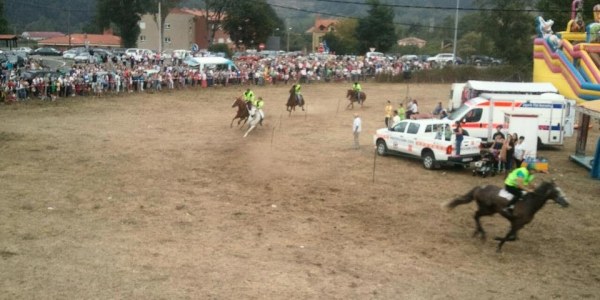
<box><xmin>0</xmin><ymin>0</ymin><xmax>584</xmax><ymax>65</ymax></box>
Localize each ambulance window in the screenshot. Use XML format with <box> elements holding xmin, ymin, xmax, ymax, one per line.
<box><xmin>407</xmin><ymin>123</ymin><xmax>420</xmax><ymax>134</ymax></box>
<box><xmin>464</xmin><ymin>108</ymin><xmax>482</xmax><ymax>122</ymax></box>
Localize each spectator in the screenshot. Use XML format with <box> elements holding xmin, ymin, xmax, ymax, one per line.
<box><xmin>353</xmin><ymin>113</ymin><xmax>362</xmax><ymax>150</ymax></box>
<box><xmin>432</xmin><ymin>101</ymin><xmax>443</xmax><ymax>116</ymax></box>
<box><xmin>454</xmin><ymin>121</ymin><xmax>464</xmax><ymax>156</ymax></box>
<box><xmin>492</xmin><ymin>125</ymin><xmax>505</xmax><ymax>140</ymax></box>
<box><xmin>384</xmin><ymin>100</ymin><xmax>393</xmax><ymax>128</ymax></box>
<box><xmin>513</xmin><ymin>136</ymin><xmax>526</xmax><ymax>168</ymax></box>
<box><xmin>391</xmin><ymin>110</ymin><xmax>401</xmax><ymax>128</ymax></box>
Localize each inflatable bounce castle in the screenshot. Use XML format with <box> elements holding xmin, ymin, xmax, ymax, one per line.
<box><xmin>533</xmin><ymin>0</ymin><xmax>600</xmax><ymax>102</ymax></box>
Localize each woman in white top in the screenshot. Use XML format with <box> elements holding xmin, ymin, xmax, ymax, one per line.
<box><xmin>513</xmin><ymin>136</ymin><xmax>526</xmax><ymax>168</ymax></box>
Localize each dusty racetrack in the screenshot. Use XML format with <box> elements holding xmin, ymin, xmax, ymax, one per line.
<box><xmin>1</xmin><ymin>83</ymin><xmax>599</xmax><ymax>299</ymax></box>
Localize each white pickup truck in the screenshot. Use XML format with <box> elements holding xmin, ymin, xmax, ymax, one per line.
<box><xmin>373</xmin><ymin>119</ymin><xmax>482</xmax><ymax>169</ymax></box>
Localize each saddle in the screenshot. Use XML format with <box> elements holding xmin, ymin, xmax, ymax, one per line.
<box><xmin>498</xmin><ymin>189</ymin><xmax>514</xmax><ymax>201</ymax></box>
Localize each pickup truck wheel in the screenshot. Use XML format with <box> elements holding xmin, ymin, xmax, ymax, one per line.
<box><xmin>376</xmin><ymin>140</ymin><xmax>388</xmax><ymax>156</ymax></box>
<box><xmin>422</xmin><ymin>152</ymin><xmax>436</xmax><ymax>170</ymax></box>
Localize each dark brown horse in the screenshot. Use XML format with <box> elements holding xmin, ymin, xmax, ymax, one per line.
<box><xmin>346</xmin><ymin>89</ymin><xmax>366</xmax><ymax>109</ymax></box>
<box><xmin>443</xmin><ymin>181</ymin><xmax>569</xmax><ymax>252</ymax></box>
<box><xmin>231</xmin><ymin>97</ymin><xmax>249</xmax><ymax>127</ymax></box>
<box><xmin>286</xmin><ymin>85</ymin><xmax>305</xmax><ymax>115</ymax></box>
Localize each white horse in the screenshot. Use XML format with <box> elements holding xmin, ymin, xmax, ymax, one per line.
<box><xmin>243</xmin><ymin>106</ymin><xmax>263</xmax><ymax>138</ymax></box>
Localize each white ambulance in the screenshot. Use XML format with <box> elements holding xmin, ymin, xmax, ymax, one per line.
<box><xmin>446</xmin><ymin>93</ymin><xmax>577</xmax><ymax>145</ymax></box>
<box><xmin>448</xmin><ymin>81</ymin><xmax>558</xmax><ymax>112</ymax></box>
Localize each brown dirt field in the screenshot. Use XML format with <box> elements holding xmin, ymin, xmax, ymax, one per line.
<box><xmin>1</xmin><ymin>83</ymin><xmax>599</xmax><ymax>299</ymax></box>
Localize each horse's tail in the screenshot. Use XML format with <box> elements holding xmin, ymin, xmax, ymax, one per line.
<box><xmin>442</xmin><ymin>186</ymin><xmax>479</xmax><ymax>210</ymax></box>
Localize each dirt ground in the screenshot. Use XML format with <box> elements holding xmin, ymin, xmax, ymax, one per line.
<box><xmin>1</xmin><ymin>82</ymin><xmax>599</xmax><ymax>299</ymax></box>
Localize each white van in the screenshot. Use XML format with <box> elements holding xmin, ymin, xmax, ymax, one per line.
<box><xmin>185</xmin><ymin>56</ymin><xmax>239</xmax><ymax>72</ymax></box>
<box><xmin>447</xmin><ymin>93</ymin><xmax>576</xmax><ymax>145</ymax></box>
<box><xmin>366</xmin><ymin>51</ymin><xmax>384</xmax><ymax>60</ymax></box>
<box><xmin>448</xmin><ymin>81</ymin><xmax>558</xmax><ymax>111</ymax></box>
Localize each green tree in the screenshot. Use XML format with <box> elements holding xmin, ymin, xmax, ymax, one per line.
<box><xmin>356</xmin><ymin>0</ymin><xmax>396</xmax><ymax>54</ymax></box>
<box><xmin>0</xmin><ymin>0</ymin><xmax>8</xmax><ymax>34</ymax></box>
<box><xmin>536</xmin><ymin>0</ymin><xmax>597</xmax><ymax>30</ymax></box>
<box><xmin>476</xmin><ymin>0</ymin><xmax>533</xmax><ymax>65</ymax></box>
<box><xmin>322</xmin><ymin>18</ymin><xmax>358</xmax><ymax>55</ymax></box>
<box><xmin>95</xmin><ymin>0</ymin><xmax>151</xmax><ymax>48</ymax></box>
<box><xmin>204</xmin><ymin>0</ymin><xmax>236</xmax><ymax>46</ymax></box>
<box><xmin>222</xmin><ymin>0</ymin><xmax>283</xmax><ymax>49</ymax></box>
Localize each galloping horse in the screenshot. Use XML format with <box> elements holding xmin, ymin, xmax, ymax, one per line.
<box><xmin>286</xmin><ymin>86</ymin><xmax>305</xmax><ymax>115</ymax></box>
<box><xmin>231</xmin><ymin>97</ymin><xmax>249</xmax><ymax>127</ymax></box>
<box><xmin>243</xmin><ymin>105</ymin><xmax>263</xmax><ymax>138</ymax></box>
<box><xmin>346</xmin><ymin>89</ymin><xmax>366</xmax><ymax>109</ymax></box>
<box><xmin>443</xmin><ymin>181</ymin><xmax>569</xmax><ymax>252</ymax></box>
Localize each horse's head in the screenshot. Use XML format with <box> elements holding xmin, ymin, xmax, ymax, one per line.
<box><xmin>232</xmin><ymin>97</ymin><xmax>243</xmax><ymax>108</ymax></box>
<box><xmin>537</xmin><ymin>180</ymin><xmax>570</xmax><ymax>208</ymax></box>
<box><xmin>346</xmin><ymin>89</ymin><xmax>353</xmax><ymax>98</ymax></box>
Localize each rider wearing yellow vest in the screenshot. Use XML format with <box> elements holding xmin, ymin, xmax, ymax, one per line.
<box><xmin>244</xmin><ymin>88</ymin><xmax>255</xmax><ymax>104</ymax></box>
<box><xmin>353</xmin><ymin>82</ymin><xmax>362</xmax><ymax>103</ymax></box>
<box><xmin>256</xmin><ymin>97</ymin><xmax>265</xmax><ymax>125</ymax></box>
<box><xmin>294</xmin><ymin>84</ymin><xmax>302</xmax><ymax>104</ymax></box>
<box><xmin>503</xmin><ymin>163</ymin><xmax>538</xmax><ymax>215</ymax></box>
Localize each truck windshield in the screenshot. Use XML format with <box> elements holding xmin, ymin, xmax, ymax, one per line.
<box><xmin>448</xmin><ymin>104</ymin><xmax>470</xmax><ymax>121</ymax></box>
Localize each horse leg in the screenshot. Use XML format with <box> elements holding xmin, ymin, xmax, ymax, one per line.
<box><xmin>472</xmin><ymin>210</ymin><xmax>487</xmax><ymax>240</ymax></box>
<box><xmin>495</xmin><ymin>227</ymin><xmax>518</xmax><ymax>252</ymax></box>
<box><xmin>243</xmin><ymin>124</ymin><xmax>255</xmax><ymax>138</ymax></box>
<box><xmin>231</xmin><ymin>116</ymin><xmax>238</xmax><ymax>128</ymax></box>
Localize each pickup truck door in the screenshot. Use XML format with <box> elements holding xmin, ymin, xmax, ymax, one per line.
<box><xmin>389</xmin><ymin>121</ymin><xmax>408</xmax><ymax>151</ymax></box>
<box><xmin>404</xmin><ymin>122</ymin><xmax>420</xmax><ymax>154</ymax></box>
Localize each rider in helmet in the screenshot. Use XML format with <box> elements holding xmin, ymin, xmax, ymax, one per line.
<box><xmin>502</xmin><ymin>162</ymin><xmax>541</xmax><ymax>216</ymax></box>
<box><xmin>256</xmin><ymin>97</ymin><xmax>265</xmax><ymax>126</ymax></box>
<box><xmin>244</xmin><ymin>88</ymin><xmax>255</xmax><ymax>109</ymax></box>
<box><xmin>352</xmin><ymin>81</ymin><xmax>362</xmax><ymax>104</ymax></box>
<box><xmin>294</xmin><ymin>83</ymin><xmax>302</xmax><ymax>105</ymax></box>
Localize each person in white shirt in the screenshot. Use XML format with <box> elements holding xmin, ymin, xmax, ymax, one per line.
<box><xmin>353</xmin><ymin>113</ymin><xmax>362</xmax><ymax>149</ymax></box>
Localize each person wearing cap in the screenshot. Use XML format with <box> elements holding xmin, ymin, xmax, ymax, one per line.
<box><xmin>502</xmin><ymin>162</ymin><xmax>541</xmax><ymax>216</ymax></box>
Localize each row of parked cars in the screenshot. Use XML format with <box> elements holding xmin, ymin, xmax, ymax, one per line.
<box><xmin>394</xmin><ymin>53</ymin><xmax>502</xmax><ymax>67</ymax></box>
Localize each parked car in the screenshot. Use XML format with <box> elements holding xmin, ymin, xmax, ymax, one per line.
<box><xmin>427</xmin><ymin>53</ymin><xmax>460</xmax><ymax>66</ymax></box>
<box><xmin>62</xmin><ymin>49</ymin><xmax>79</xmax><ymax>60</ymax></box>
<box><xmin>74</xmin><ymin>52</ymin><xmax>103</xmax><ymax>64</ymax></box>
<box><xmin>468</xmin><ymin>55</ymin><xmax>502</xmax><ymax>66</ymax></box>
<box><xmin>16</xmin><ymin>47</ymin><xmax>33</xmax><ymax>54</ymax></box>
<box><xmin>33</xmin><ymin>47</ymin><xmax>62</xmax><ymax>56</ymax></box>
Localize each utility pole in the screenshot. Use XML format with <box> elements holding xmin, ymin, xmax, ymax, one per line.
<box><xmin>68</xmin><ymin>5</ymin><xmax>71</xmax><ymax>48</ymax></box>
<box><xmin>158</xmin><ymin>1</ymin><xmax>162</xmax><ymax>53</ymax></box>
<box><xmin>452</xmin><ymin>0</ymin><xmax>460</xmax><ymax>64</ymax></box>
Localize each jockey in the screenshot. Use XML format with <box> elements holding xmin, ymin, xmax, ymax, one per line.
<box><xmin>244</xmin><ymin>88</ymin><xmax>255</xmax><ymax>108</ymax></box>
<box><xmin>256</xmin><ymin>97</ymin><xmax>265</xmax><ymax>126</ymax></box>
<box><xmin>502</xmin><ymin>163</ymin><xmax>541</xmax><ymax>216</ymax></box>
<box><xmin>352</xmin><ymin>82</ymin><xmax>362</xmax><ymax>103</ymax></box>
<box><xmin>294</xmin><ymin>83</ymin><xmax>302</xmax><ymax>105</ymax></box>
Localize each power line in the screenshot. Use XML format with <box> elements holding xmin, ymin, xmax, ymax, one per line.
<box><xmin>4</xmin><ymin>0</ymin><xmax>95</xmax><ymax>14</ymax></box>
<box><xmin>268</xmin><ymin>2</ymin><xmax>462</xmax><ymax>31</ymax></box>
<box><xmin>307</xmin><ymin>0</ymin><xmax>569</xmax><ymax>14</ymax></box>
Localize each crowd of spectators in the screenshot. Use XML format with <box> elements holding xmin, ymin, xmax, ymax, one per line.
<box><xmin>0</xmin><ymin>50</ymin><xmax>430</xmax><ymax>104</ymax></box>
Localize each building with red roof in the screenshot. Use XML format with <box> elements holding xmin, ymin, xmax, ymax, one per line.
<box><xmin>306</xmin><ymin>17</ymin><xmax>338</xmax><ymax>53</ymax></box>
<box><xmin>38</xmin><ymin>29</ymin><xmax>122</xmax><ymax>49</ymax></box>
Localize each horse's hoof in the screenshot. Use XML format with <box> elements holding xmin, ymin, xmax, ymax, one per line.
<box><xmin>493</xmin><ymin>237</ymin><xmax>503</xmax><ymax>241</ymax></box>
